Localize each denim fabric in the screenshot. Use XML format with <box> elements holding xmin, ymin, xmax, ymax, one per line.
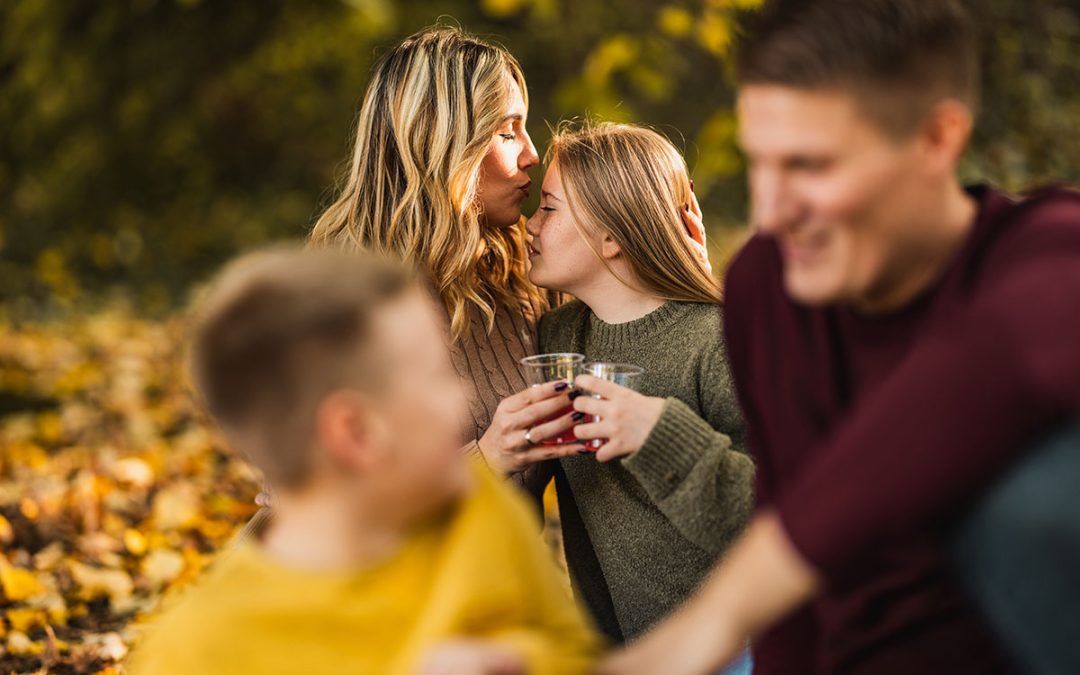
<box><xmin>952</xmin><ymin>421</ymin><xmax>1080</xmax><ymax>675</ymax></box>
<box><xmin>716</xmin><ymin>646</ymin><xmax>753</xmax><ymax>675</ymax></box>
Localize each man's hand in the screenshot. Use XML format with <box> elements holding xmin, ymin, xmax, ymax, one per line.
<box><xmin>598</xmin><ymin>606</ymin><xmax>740</xmax><ymax>675</ymax></box>
<box><xmin>418</xmin><ymin>640</ymin><xmax>525</xmax><ymax>675</ymax></box>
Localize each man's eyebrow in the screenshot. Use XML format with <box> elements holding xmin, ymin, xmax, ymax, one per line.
<box><xmin>541</xmin><ymin>191</ymin><xmax>561</xmax><ymax>201</ymax></box>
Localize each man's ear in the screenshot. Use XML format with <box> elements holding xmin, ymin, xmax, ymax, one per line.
<box><xmin>600</xmin><ymin>232</ymin><xmax>622</xmax><ymax>260</ymax></box>
<box><xmin>919</xmin><ymin>99</ymin><xmax>974</xmax><ymax>176</ymax></box>
<box><xmin>315</xmin><ymin>389</ymin><xmax>382</xmax><ymax>471</ymax></box>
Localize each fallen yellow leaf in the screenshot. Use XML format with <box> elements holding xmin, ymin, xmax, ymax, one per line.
<box><xmin>152</xmin><ymin>484</ymin><xmax>200</xmax><ymax>530</ymax></box>
<box><xmin>124</xmin><ymin>528</ymin><xmax>148</xmax><ymax>556</ymax></box>
<box><xmin>0</xmin><ymin>513</ymin><xmax>13</xmax><ymax>544</ymax></box>
<box><xmin>112</xmin><ymin>457</ymin><xmax>154</xmax><ymax>488</ymax></box>
<box><xmin>6</xmin><ymin>606</ymin><xmax>47</xmax><ymax>633</ymax></box>
<box><xmin>7</xmin><ymin>630</ymin><xmax>44</xmax><ymax>656</ymax></box>
<box><xmin>0</xmin><ymin>557</ymin><xmax>46</xmax><ymax>601</ymax></box>
<box><xmin>69</xmin><ymin>562</ymin><xmax>134</xmax><ymax>604</ymax></box>
<box><xmin>20</xmin><ymin>497</ymin><xmax>41</xmax><ymax>520</ymax></box>
<box><xmin>141</xmin><ymin>549</ymin><xmax>185</xmax><ymax>588</ymax></box>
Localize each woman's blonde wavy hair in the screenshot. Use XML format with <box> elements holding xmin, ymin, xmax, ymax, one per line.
<box><xmin>547</xmin><ymin>122</ymin><xmax>722</xmax><ymax>304</ymax></box>
<box><xmin>309</xmin><ymin>26</ymin><xmax>544</xmax><ymax>340</ymax></box>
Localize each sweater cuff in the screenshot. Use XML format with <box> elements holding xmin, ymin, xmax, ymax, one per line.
<box><xmin>462</xmin><ymin>439</ymin><xmax>483</xmax><ymax>459</ymax></box>
<box><xmin>623</xmin><ymin>397</ymin><xmax>722</xmax><ymax>498</ymax></box>
<box><xmin>462</xmin><ymin>440</ymin><xmax>501</xmax><ymax>478</ymax></box>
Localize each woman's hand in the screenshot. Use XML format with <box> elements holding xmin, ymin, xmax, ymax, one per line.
<box><xmin>570</xmin><ymin>374</ymin><xmax>666</xmax><ymax>462</ymax></box>
<box><xmin>477</xmin><ymin>381</ymin><xmax>587</xmax><ymax>474</ymax></box>
<box><xmin>681</xmin><ymin>185</ymin><xmax>713</xmax><ymax>275</ymax></box>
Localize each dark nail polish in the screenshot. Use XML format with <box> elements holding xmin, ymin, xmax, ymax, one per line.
<box><xmin>568</xmin><ymin>390</ymin><xmax>582</xmax><ymax>401</ymax></box>
<box><xmin>554</xmin><ymin>382</ymin><xmax>569</xmax><ymax>392</ymax></box>
<box><xmin>689</xmin><ymin>178</ymin><xmax>695</xmax><ymax>193</ymax></box>
<box><xmin>571</xmin><ymin>412</ymin><xmax>586</xmax><ymax>421</ymax></box>
<box><xmin>684</xmin><ymin>203</ymin><xmax>690</xmax><ymax>212</ymax></box>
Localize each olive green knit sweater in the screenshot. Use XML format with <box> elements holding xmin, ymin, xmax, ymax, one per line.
<box><xmin>539</xmin><ymin>299</ymin><xmax>754</xmax><ymax>642</ymax></box>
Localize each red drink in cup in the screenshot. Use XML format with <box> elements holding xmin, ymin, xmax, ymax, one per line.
<box><xmin>519</xmin><ymin>353</ymin><xmax>585</xmax><ymax>446</ymax></box>
<box><xmin>534</xmin><ymin>405</ymin><xmax>578</xmax><ymax>445</ymax></box>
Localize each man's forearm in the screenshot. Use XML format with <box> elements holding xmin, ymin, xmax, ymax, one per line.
<box><xmin>599</xmin><ymin>511</ymin><xmax>820</xmax><ymax>675</ymax></box>
<box><xmin>695</xmin><ymin>511</ymin><xmax>820</xmax><ymax>638</ymax></box>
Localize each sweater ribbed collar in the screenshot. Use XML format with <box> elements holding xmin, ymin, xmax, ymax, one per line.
<box><xmin>583</xmin><ymin>300</ymin><xmax>695</xmax><ymax>353</ymax></box>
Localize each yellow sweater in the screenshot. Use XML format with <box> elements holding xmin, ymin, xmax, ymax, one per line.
<box><xmin>128</xmin><ymin>465</ymin><xmax>599</xmax><ymax>674</ymax></box>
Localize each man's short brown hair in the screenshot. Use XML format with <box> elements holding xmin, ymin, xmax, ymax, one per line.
<box><xmin>735</xmin><ymin>0</ymin><xmax>979</xmax><ymax>136</ymax></box>
<box><xmin>188</xmin><ymin>245</ymin><xmax>416</xmax><ymax>489</ymax></box>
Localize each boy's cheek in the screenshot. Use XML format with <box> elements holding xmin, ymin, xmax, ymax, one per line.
<box><xmin>390</xmin><ymin>384</ymin><xmax>462</xmax><ymax>450</ymax></box>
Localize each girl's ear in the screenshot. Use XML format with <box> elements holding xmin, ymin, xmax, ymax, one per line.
<box><xmin>600</xmin><ymin>232</ymin><xmax>622</xmax><ymax>260</ymax></box>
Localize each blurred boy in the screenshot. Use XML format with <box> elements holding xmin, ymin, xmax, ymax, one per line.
<box><xmin>603</xmin><ymin>0</ymin><xmax>1080</xmax><ymax>673</ymax></box>
<box><xmin>128</xmin><ymin>246</ymin><xmax>598</xmax><ymax>675</ymax></box>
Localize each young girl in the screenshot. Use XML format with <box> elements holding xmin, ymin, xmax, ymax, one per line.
<box><xmin>510</xmin><ymin>122</ymin><xmax>755</xmax><ymax>646</ymax></box>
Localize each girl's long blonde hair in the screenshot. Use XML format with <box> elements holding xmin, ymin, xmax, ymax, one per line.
<box><xmin>309</xmin><ymin>27</ymin><xmax>543</xmax><ymax>340</ymax></box>
<box><xmin>547</xmin><ymin>122</ymin><xmax>722</xmax><ymax>304</ymax></box>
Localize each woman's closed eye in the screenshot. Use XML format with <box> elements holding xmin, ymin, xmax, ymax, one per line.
<box><xmin>499</xmin><ymin>133</ymin><xmax>517</xmax><ymax>141</ymax></box>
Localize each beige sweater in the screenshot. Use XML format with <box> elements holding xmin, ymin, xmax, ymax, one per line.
<box><xmin>449</xmin><ymin>298</ymin><xmax>541</xmax><ymax>453</ymax></box>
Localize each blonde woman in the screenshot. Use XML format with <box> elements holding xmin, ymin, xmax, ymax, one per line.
<box><xmin>310</xmin><ymin>27</ymin><xmax>591</xmax><ymax>487</ymax></box>
<box><xmin>506</xmin><ymin>123</ymin><xmax>755</xmax><ymax>655</ymax></box>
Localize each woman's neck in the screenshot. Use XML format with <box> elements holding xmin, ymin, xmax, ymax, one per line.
<box><xmin>571</xmin><ymin>273</ymin><xmax>665</xmax><ymax>324</ymax></box>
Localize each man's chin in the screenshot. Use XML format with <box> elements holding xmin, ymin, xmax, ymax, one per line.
<box><xmin>784</xmin><ymin>271</ymin><xmax>841</xmax><ymax>307</ymax></box>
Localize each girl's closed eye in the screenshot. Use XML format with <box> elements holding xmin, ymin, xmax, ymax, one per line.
<box><xmin>499</xmin><ymin>133</ymin><xmax>516</xmax><ymax>141</ymax></box>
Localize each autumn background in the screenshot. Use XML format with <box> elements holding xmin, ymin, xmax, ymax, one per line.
<box><xmin>0</xmin><ymin>0</ymin><xmax>1077</xmax><ymax>672</ymax></box>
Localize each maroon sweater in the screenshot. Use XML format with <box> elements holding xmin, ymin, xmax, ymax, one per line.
<box><xmin>723</xmin><ymin>186</ymin><xmax>1080</xmax><ymax>675</ymax></box>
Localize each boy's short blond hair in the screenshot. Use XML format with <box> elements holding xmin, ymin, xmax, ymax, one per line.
<box><xmin>188</xmin><ymin>245</ymin><xmax>416</xmax><ymax>489</ymax></box>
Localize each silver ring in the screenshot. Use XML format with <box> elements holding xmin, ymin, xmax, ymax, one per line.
<box><xmin>524</xmin><ymin>429</ymin><xmax>534</xmax><ymax>446</ymax></box>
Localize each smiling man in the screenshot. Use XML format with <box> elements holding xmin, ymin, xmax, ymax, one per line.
<box><xmin>601</xmin><ymin>1</ymin><xmax>1080</xmax><ymax>674</ymax></box>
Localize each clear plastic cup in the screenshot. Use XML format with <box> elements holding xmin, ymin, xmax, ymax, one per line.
<box><xmin>519</xmin><ymin>353</ymin><xmax>585</xmax><ymax>445</ymax></box>
<box><xmin>582</xmin><ymin>362</ymin><xmax>645</xmax><ymax>451</ymax></box>
<box><xmin>584</xmin><ymin>362</ymin><xmax>645</xmax><ymax>390</ymax></box>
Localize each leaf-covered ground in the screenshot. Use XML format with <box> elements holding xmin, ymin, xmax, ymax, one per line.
<box><xmin>0</xmin><ymin>311</ymin><xmax>260</xmax><ymax>673</ymax></box>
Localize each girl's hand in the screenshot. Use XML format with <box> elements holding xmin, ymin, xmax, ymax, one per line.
<box><xmin>477</xmin><ymin>381</ymin><xmax>587</xmax><ymax>474</ymax></box>
<box><xmin>681</xmin><ymin>185</ymin><xmax>713</xmax><ymax>275</ymax></box>
<box><xmin>570</xmin><ymin>374</ymin><xmax>666</xmax><ymax>462</ymax></box>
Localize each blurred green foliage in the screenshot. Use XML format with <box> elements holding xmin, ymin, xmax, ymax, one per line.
<box><xmin>1</xmin><ymin>0</ymin><xmax>1077</xmax><ymax>314</ymax></box>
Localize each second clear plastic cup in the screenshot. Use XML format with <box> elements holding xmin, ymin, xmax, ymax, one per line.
<box><xmin>519</xmin><ymin>353</ymin><xmax>585</xmax><ymax>446</ymax></box>
<box><xmin>584</xmin><ymin>362</ymin><xmax>645</xmax><ymax>390</ymax></box>
<box><xmin>582</xmin><ymin>362</ymin><xmax>645</xmax><ymax>450</ymax></box>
